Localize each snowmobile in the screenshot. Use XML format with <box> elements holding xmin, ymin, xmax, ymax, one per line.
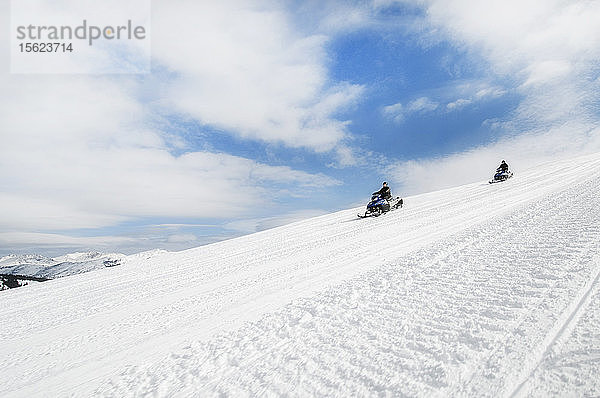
<box><xmin>489</xmin><ymin>167</ymin><xmax>513</xmax><ymax>184</ymax></box>
<box><xmin>358</xmin><ymin>194</ymin><xmax>403</xmax><ymax>218</ymax></box>
<box><xmin>103</xmin><ymin>259</ymin><xmax>121</xmax><ymax>267</ymax></box>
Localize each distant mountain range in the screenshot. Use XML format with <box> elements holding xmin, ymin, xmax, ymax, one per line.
<box><xmin>0</xmin><ymin>251</ymin><xmax>128</xmax><ymax>281</ymax></box>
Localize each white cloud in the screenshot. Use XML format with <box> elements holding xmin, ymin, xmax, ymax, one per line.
<box><xmin>446</xmin><ymin>81</ymin><xmax>507</xmax><ymax>111</ymax></box>
<box><xmin>382</xmin><ymin>102</ymin><xmax>405</xmax><ymax>123</ymax></box>
<box><xmin>0</xmin><ymin>193</ymin><xmax>128</xmax><ymax>231</ymax></box>
<box><xmin>0</xmin><ymin>230</ymin><xmax>213</xmax><ymax>255</ymax></box>
<box><xmin>383</xmin><ymin>96</ymin><xmax>439</xmax><ymax>123</ymax></box>
<box><xmin>0</xmin><ymin>73</ymin><xmax>341</xmax><ymax>233</ymax></box>
<box><xmin>408</xmin><ymin>97</ymin><xmax>439</xmax><ymax>113</ymax></box>
<box><xmin>0</xmin><ymin>0</ymin><xmax>352</xmax><ymax>252</ymax></box>
<box><xmin>0</xmin><ymin>136</ymin><xmax>341</xmax><ymax>230</ymax></box>
<box><xmin>166</xmin><ymin>234</ymin><xmax>198</xmax><ymax>243</ymax></box>
<box><xmin>0</xmin><ymin>232</ymin><xmax>138</xmax><ymax>248</ymax></box>
<box><xmin>317</xmin><ymin>5</ymin><xmax>372</xmax><ymax>34</ymax></box>
<box><xmin>387</xmin><ymin>80</ymin><xmax>508</xmax><ymax>117</ymax></box>
<box><xmin>421</xmin><ymin>0</ymin><xmax>600</xmax><ymax>123</ymax></box>
<box><xmin>475</xmin><ymin>87</ymin><xmax>506</xmax><ymax>100</ymax></box>
<box><xmin>151</xmin><ymin>1</ymin><xmax>364</xmax><ymax>156</ymax></box>
<box><xmin>446</xmin><ymin>98</ymin><xmax>472</xmax><ymax>111</ymax></box>
<box><xmin>522</xmin><ymin>60</ymin><xmax>571</xmax><ymax>87</ymax></box>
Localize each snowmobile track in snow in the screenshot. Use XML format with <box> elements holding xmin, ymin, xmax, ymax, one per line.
<box><xmin>508</xmin><ymin>255</ymin><xmax>600</xmax><ymax>398</ymax></box>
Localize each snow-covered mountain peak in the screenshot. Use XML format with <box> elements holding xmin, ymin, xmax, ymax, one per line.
<box><xmin>53</xmin><ymin>251</ymin><xmax>105</xmax><ymax>263</ymax></box>
<box><xmin>0</xmin><ymin>253</ymin><xmax>55</xmax><ymax>268</ymax></box>
<box><xmin>0</xmin><ymin>250</ymin><xmax>127</xmax><ymax>279</ymax></box>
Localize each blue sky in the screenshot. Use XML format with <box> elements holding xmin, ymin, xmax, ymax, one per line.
<box><xmin>1</xmin><ymin>0</ymin><xmax>600</xmax><ymax>256</ymax></box>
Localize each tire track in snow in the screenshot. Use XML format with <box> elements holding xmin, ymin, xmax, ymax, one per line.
<box><xmin>508</xmin><ymin>255</ymin><xmax>600</xmax><ymax>398</ymax></box>
<box><xmin>448</xmin><ymin>176</ymin><xmax>600</xmax><ymax>397</ymax></box>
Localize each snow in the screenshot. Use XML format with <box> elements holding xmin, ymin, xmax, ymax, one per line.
<box><xmin>0</xmin><ymin>251</ymin><xmax>126</xmax><ymax>280</ymax></box>
<box><xmin>2</xmin><ymin>153</ymin><xmax>600</xmax><ymax>397</ymax></box>
<box><xmin>0</xmin><ymin>254</ymin><xmax>55</xmax><ymax>268</ymax></box>
<box><xmin>53</xmin><ymin>251</ymin><xmax>111</xmax><ymax>263</ymax></box>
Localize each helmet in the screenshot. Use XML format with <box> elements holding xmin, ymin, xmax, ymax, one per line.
<box><xmin>382</xmin><ymin>181</ymin><xmax>387</xmax><ymax>186</ymax></box>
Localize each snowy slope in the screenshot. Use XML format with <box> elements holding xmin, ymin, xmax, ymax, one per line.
<box><xmin>2</xmin><ymin>153</ymin><xmax>600</xmax><ymax>397</ymax></box>
<box><xmin>0</xmin><ymin>251</ymin><xmax>126</xmax><ymax>280</ymax></box>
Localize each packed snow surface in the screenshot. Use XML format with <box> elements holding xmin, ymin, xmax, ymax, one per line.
<box><xmin>2</xmin><ymin>153</ymin><xmax>600</xmax><ymax>397</ymax></box>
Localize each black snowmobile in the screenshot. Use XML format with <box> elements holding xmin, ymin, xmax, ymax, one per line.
<box><xmin>489</xmin><ymin>167</ymin><xmax>513</xmax><ymax>184</ymax></box>
<box><xmin>358</xmin><ymin>194</ymin><xmax>403</xmax><ymax>218</ymax></box>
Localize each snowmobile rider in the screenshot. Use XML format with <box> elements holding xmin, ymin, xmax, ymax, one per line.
<box><xmin>498</xmin><ymin>160</ymin><xmax>509</xmax><ymax>172</ymax></box>
<box><xmin>373</xmin><ymin>182</ymin><xmax>392</xmax><ymax>200</ymax></box>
